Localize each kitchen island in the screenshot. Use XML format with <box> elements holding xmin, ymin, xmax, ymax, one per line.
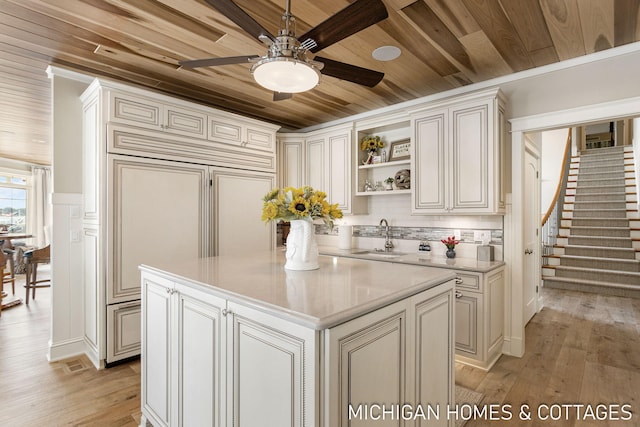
<box><xmin>139</xmin><ymin>251</ymin><xmax>456</xmax><ymax>427</ymax></box>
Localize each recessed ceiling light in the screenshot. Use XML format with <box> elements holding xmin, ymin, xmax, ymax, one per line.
<box><xmin>372</xmin><ymin>46</ymin><xmax>401</xmax><ymax>61</ymax></box>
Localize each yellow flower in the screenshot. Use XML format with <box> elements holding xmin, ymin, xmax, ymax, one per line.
<box><xmin>329</xmin><ymin>203</ymin><xmax>343</xmax><ymax>219</ymax></box>
<box><xmin>288</xmin><ymin>197</ymin><xmax>310</xmax><ymax>217</ymax></box>
<box><xmin>261</xmin><ymin>201</ymin><xmax>279</xmax><ymax>222</ymax></box>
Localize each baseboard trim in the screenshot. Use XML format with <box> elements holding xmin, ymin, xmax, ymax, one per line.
<box><xmin>47</xmin><ymin>337</ymin><xmax>86</xmax><ymax>363</ymax></box>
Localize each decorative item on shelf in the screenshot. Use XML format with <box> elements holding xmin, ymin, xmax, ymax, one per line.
<box><xmin>394</xmin><ymin>169</ymin><xmax>411</xmax><ymax>189</ymax></box>
<box><xmin>360</xmin><ymin>135</ymin><xmax>384</xmax><ymax>164</ymax></box>
<box><xmin>384</xmin><ymin>177</ymin><xmax>394</xmax><ymax>190</ymax></box>
<box><xmin>375</xmin><ymin>181</ymin><xmax>384</xmax><ymax>191</ymax></box>
<box><xmin>363</xmin><ymin>179</ymin><xmax>375</xmax><ymax>192</ymax></box>
<box><xmin>388</xmin><ymin>138</ymin><xmax>410</xmax><ymax>161</ymax></box>
<box><xmin>441</xmin><ymin>236</ymin><xmax>460</xmax><ymax>259</ymax></box>
<box><xmin>262</xmin><ymin>186</ymin><xmax>342</xmax><ymax>270</ymax></box>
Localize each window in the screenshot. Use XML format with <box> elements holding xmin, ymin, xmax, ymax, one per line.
<box><xmin>0</xmin><ymin>172</ymin><xmax>29</xmax><ymax>233</ymax></box>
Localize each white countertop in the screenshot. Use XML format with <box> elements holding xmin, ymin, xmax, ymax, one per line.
<box><xmin>140</xmin><ymin>250</ymin><xmax>455</xmax><ymax>330</ymax></box>
<box><xmin>319</xmin><ymin>246</ymin><xmax>505</xmax><ymax>273</ymax></box>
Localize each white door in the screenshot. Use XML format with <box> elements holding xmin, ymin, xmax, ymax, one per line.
<box><xmin>523</xmin><ymin>148</ymin><xmax>540</xmax><ymax>324</ymax></box>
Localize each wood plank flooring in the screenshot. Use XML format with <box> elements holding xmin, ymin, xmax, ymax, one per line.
<box><xmin>2</xmin><ymin>271</ymin><xmax>639</xmax><ymax>426</ymax></box>
<box><xmin>0</xmin><ymin>269</ymin><xmax>142</xmax><ymax>426</ymax></box>
<box><xmin>458</xmin><ymin>288</ymin><xmax>640</xmax><ymax>427</ymax></box>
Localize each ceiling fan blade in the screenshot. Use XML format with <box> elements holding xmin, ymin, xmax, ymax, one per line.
<box><xmin>299</xmin><ymin>0</ymin><xmax>388</xmax><ymax>53</ymax></box>
<box><xmin>179</xmin><ymin>55</ymin><xmax>260</xmax><ymax>68</ymax></box>
<box><xmin>273</xmin><ymin>92</ymin><xmax>293</xmax><ymax>101</ymax></box>
<box><xmin>205</xmin><ymin>0</ymin><xmax>275</xmax><ymax>42</ymax></box>
<box><xmin>315</xmin><ymin>56</ymin><xmax>384</xmax><ymax>87</ymax></box>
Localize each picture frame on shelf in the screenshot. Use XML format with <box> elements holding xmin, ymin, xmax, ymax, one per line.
<box><xmin>388</xmin><ymin>139</ymin><xmax>411</xmax><ymax>161</ymax></box>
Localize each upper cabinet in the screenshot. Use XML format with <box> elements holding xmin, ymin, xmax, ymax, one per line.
<box><xmin>95</xmin><ymin>80</ymin><xmax>280</xmax><ymax>173</ymax></box>
<box><xmin>410</xmin><ymin>89</ymin><xmax>507</xmax><ymax>215</ymax></box>
<box><xmin>278</xmin><ymin>124</ymin><xmax>366</xmax><ymax>215</ymax></box>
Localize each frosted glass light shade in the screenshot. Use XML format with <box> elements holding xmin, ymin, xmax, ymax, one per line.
<box><xmin>251</xmin><ymin>58</ymin><xmax>320</xmax><ymax>93</ymax></box>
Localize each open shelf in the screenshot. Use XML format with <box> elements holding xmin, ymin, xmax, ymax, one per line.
<box><xmin>358</xmin><ymin>159</ymin><xmax>410</xmax><ymax>170</ymax></box>
<box><xmin>356</xmin><ymin>189</ymin><xmax>411</xmax><ymax>196</ymax></box>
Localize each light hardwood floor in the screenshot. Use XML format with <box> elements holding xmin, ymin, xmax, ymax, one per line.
<box><xmin>0</xmin><ymin>269</ymin><xmax>142</xmax><ymax>426</ymax></box>
<box><xmin>459</xmin><ymin>288</ymin><xmax>640</xmax><ymax>427</ymax></box>
<box><xmin>2</xmin><ymin>273</ymin><xmax>639</xmax><ymax>426</ymax></box>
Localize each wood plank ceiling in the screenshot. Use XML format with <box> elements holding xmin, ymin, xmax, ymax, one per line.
<box><xmin>1</xmin><ymin>0</ymin><xmax>639</xmax><ymax>166</ymax></box>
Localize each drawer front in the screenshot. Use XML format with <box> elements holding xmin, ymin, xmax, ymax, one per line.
<box><xmin>454</xmin><ymin>272</ymin><xmax>481</xmax><ymax>291</ymax></box>
<box><xmin>246</xmin><ymin>127</ymin><xmax>275</xmax><ymax>152</ymax></box>
<box><xmin>107</xmin><ymin>302</ymin><xmax>141</xmax><ymax>363</ymax></box>
<box><xmin>110</xmin><ymin>91</ymin><xmax>162</xmax><ymax>130</ymax></box>
<box><xmin>208</xmin><ymin>118</ymin><xmax>242</xmax><ymax>145</ymax></box>
<box><xmin>165</xmin><ymin>106</ymin><xmax>207</xmax><ymax>138</ymax></box>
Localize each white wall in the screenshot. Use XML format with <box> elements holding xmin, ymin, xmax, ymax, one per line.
<box><xmin>47</xmin><ymin>68</ymin><xmax>92</xmax><ymax>362</ymax></box>
<box><xmin>540</xmin><ymin>129</ymin><xmax>569</xmax><ymax>216</ymax></box>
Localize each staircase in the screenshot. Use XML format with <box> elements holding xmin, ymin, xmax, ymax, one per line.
<box><xmin>542</xmin><ymin>145</ymin><xmax>640</xmax><ymax>298</ymax></box>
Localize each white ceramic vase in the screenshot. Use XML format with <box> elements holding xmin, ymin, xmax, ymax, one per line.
<box><xmin>285</xmin><ymin>219</ymin><xmax>319</xmax><ymax>270</ymax></box>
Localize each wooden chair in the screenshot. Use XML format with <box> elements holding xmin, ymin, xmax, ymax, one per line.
<box><xmin>1</xmin><ymin>239</ymin><xmax>16</xmax><ymax>295</ymax></box>
<box><xmin>24</xmin><ymin>245</ymin><xmax>51</xmax><ymax>305</ymax></box>
<box><xmin>0</xmin><ymin>250</ymin><xmax>6</xmax><ymax>317</ymax></box>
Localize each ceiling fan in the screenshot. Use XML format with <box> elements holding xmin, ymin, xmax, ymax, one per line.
<box><xmin>179</xmin><ymin>0</ymin><xmax>388</xmax><ymax>100</ymax></box>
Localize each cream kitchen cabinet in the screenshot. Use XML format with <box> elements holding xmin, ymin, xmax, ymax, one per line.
<box><xmin>140</xmin><ymin>269</ymin><xmax>317</xmax><ymax>427</ymax></box>
<box><xmin>278</xmin><ymin>124</ymin><xmax>365</xmax><ymax>214</ymax></box>
<box><xmin>277</xmin><ymin>134</ymin><xmax>306</xmax><ymax>188</ymax></box>
<box><xmin>141</xmin><ymin>272</ymin><xmax>227</xmax><ymax>427</ymax></box>
<box><xmin>109</xmin><ymin>90</ymin><xmax>208</xmax><ymax>139</ymax></box>
<box><xmin>81</xmin><ymin>79</ymin><xmax>277</xmax><ymax>367</ymax></box>
<box><xmin>411</xmin><ymin>89</ymin><xmax>507</xmax><ymax>214</ymax></box>
<box><xmin>305</xmin><ymin>124</ymin><xmax>366</xmax><ymax>214</ymax></box>
<box><xmin>139</xmin><ymin>254</ymin><xmax>455</xmax><ymax>427</ymax></box>
<box><xmin>208</xmin><ymin>114</ymin><xmax>276</xmax><ymax>153</ymax></box>
<box><xmin>453</xmin><ymin>267</ymin><xmax>505</xmax><ymax>371</ymax></box>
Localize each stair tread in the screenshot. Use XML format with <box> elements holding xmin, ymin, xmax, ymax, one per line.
<box><xmin>549</xmin><ymin>254</ymin><xmax>640</xmax><ymax>264</ymax></box>
<box><xmin>551</xmin><ymin>265</ymin><xmax>640</xmax><ymax>276</ymax></box>
<box><xmin>542</xmin><ymin>276</ymin><xmax>640</xmax><ymax>291</ymax></box>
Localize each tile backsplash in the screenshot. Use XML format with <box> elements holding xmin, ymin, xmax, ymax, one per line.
<box><xmin>315</xmin><ymin>224</ymin><xmax>503</xmax><ymax>245</ymax></box>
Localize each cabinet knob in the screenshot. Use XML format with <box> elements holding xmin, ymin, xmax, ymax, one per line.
<box><xmin>455</xmin><ymin>277</ymin><xmax>463</xmax><ymax>285</ymax></box>
<box><xmin>455</xmin><ymin>290</ymin><xmax>463</xmax><ymax>299</ymax></box>
<box><xmin>222</xmin><ymin>308</ymin><xmax>232</xmax><ymax>317</ymax></box>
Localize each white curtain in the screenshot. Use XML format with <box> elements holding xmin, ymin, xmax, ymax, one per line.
<box><xmin>30</xmin><ymin>166</ymin><xmax>52</xmax><ymax>248</ymax></box>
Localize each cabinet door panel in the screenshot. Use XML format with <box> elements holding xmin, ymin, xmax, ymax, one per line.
<box><xmin>329</xmin><ymin>308</ymin><xmax>406</xmax><ymax>427</ymax></box>
<box><xmin>451</xmin><ymin>103</ymin><xmax>489</xmax><ymax>210</ymax></box>
<box><xmin>211</xmin><ymin>169</ymin><xmax>275</xmax><ymax>256</ymax></box>
<box><xmin>177</xmin><ymin>287</ymin><xmax>226</xmax><ymax>427</ymax></box>
<box><xmin>413</xmin><ymin>111</ymin><xmax>447</xmax><ymax>212</ymax></box>
<box><xmin>232</xmin><ymin>316</ymin><xmax>307</xmax><ymax>427</ymax></box>
<box><xmin>306</xmin><ymin>138</ymin><xmax>325</xmax><ymax>190</ymax></box>
<box><xmin>246</xmin><ymin>127</ymin><xmax>275</xmax><ymax>152</ymax></box>
<box><xmin>280</xmin><ymin>139</ymin><xmax>306</xmax><ymax>188</ymax></box>
<box><xmin>328</xmin><ymin>133</ymin><xmax>350</xmax><ymax>211</ymax></box>
<box><xmin>455</xmin><ymin>293</ymin><xmax>479</xmax><ymax>356</ymax></box>
<box><xmin>108</xmin><ymin>156</ymin><xmax>208</xmax><ymax>303</ymax></box>
<box><xmin>141</xmin><ymin>277</ymin><xmax>172</xmax><ymax>427</ymax></box>
<box><xmin>413</xmin><ymin>291</ymin><xmax>454</xmax><ymax>427</ymax></box>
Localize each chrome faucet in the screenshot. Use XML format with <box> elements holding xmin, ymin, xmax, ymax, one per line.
<box><xmin>379</xmin><ymin>218</ymin><xmax>394</xmax><ymax>252</ymax></box>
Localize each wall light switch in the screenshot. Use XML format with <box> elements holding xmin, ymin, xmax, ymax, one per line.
<box><xmin>70</xmin><ymin>230</ymin><xmax>80</xmax><ymax>242</ymax></box>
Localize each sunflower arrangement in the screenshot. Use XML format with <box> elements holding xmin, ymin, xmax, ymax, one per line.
<box><xmin>261</xmin><ymin>186</ymin><xmax>343</xmax><ymax>228</ymax></box>
<box><xmin>360</xmin><ymin>135</ymin><xmax>384</xmax><ymax>153</ymax></box>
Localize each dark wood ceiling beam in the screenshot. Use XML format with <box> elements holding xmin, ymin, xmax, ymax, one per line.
<box><xmin>614</xmin><ymin>0</ymin><xmax>640</xmax><ymax>46</ymax></box>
